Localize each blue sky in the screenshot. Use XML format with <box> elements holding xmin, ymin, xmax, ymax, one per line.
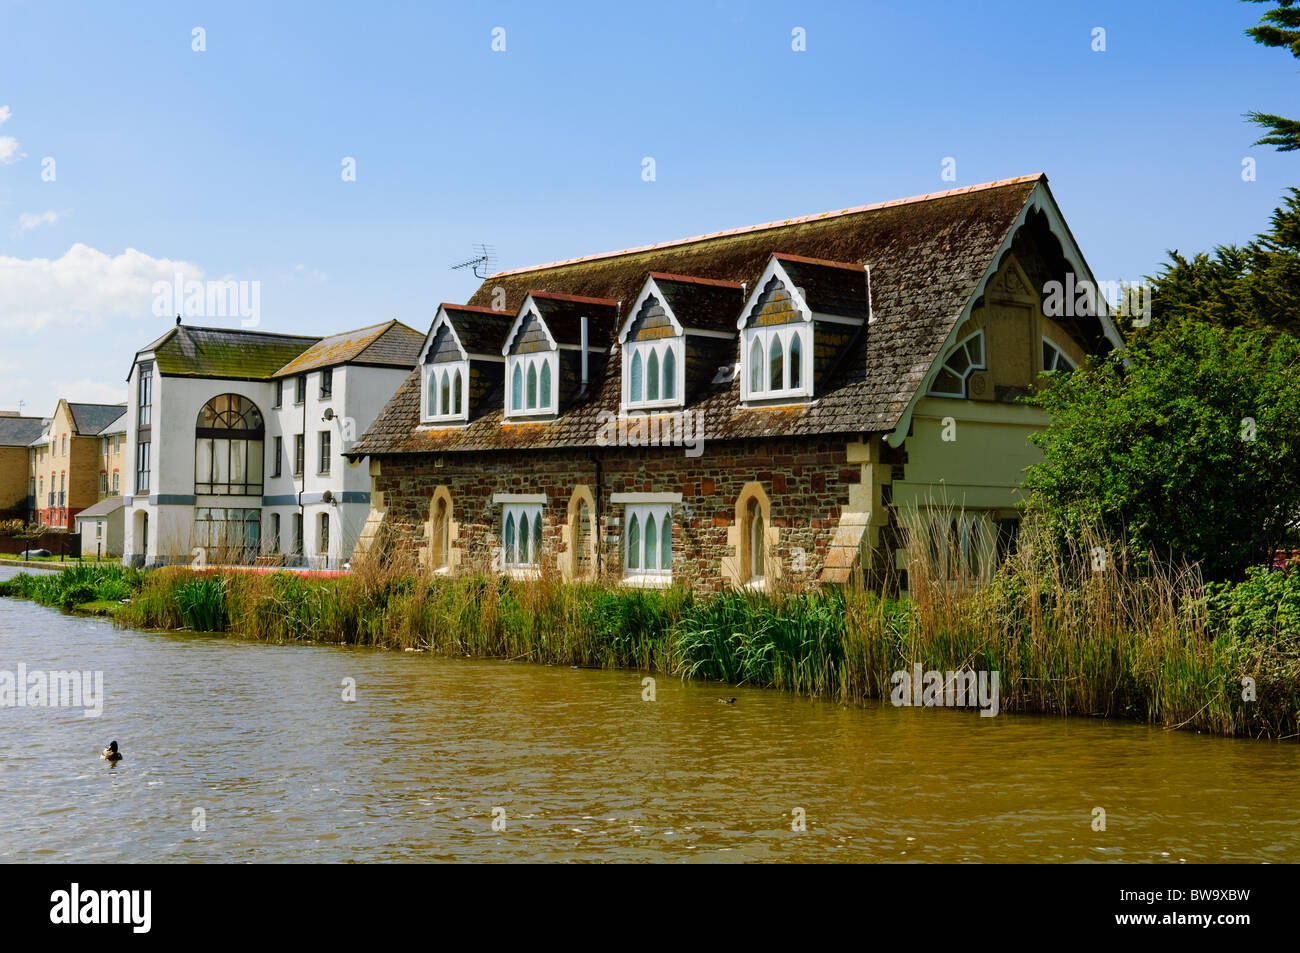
<box><xmin>0</xmin><ymin>0</ymin><xmax>1294</xmax><ymax>413</ymax></box>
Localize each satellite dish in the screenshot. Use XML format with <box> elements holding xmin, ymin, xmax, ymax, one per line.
<box><xmin>322</xmin><ymin>408</ymin><xmax>335</xmax><ymax>421</ymax></box>
<box><xmin>322</xmin><ymin>490</ymin><xmax>335</xmax><ymax>504</ymax></box>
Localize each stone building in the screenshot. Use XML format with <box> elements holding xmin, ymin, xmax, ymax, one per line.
<box><xmin>349</xmin><ymin>175</ymin><xmax>1124</xmax><ymax>591</ymax></box>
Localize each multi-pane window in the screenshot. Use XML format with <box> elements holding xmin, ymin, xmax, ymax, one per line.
<box><xmin>294</xmin><ymin>375</ymin><xmax>306</xmax><ymax>404</ymax></box>
<box><xmin>194</xmin><ymin>395</ymin><xmax>265</xmax><ymax>496</ymax></box>
<box><xmin>318</xmin><ymin>430</ymin><xmax>331</xmax><ymax>474</ymax></box>
<box><xmin>193</xmin><ymin>508</ymin><xmax>261</xmax><ymax>558</ymax></box>
<box><xmin>624</xmin><ymin>503</ymin><xmax>672</xmax><ymax>578</ymax></box>
<box><xmin>273</xmin><ymin>380</ymin><xmax>283</xmax><ymax>408</ymax></box>
<box><xmin>270</xmin><ymin>513</ymin><xmax>281</xmax><ymax>551</ymax></box>
<box><xmin>318</xmin><ymin>512</ymin><xmax>330</xmax><ymax>555</ymax></box>
<box><xmin>929</xmin><ymin>331</ymin><xmax>986</xmax><ymax>398</ymax></box>
<box><xmin>99</xmin><ymin>472</ymin><xmax>108</xmax><ymax>494</ymax></box>
<box><xmin>505</xmin><ymin>353</ymin><xmax>556</xmax><ymax>417</ymax></box>
<box><xmin>272</xmin><ymin>436</ymin><xmax>283</xmax><ymax>478</ymax></box>
<box><xmin>741</xmin><ymin>324</ymin><xmax>811</xmax><ymax>402</ymax></box>
<box><xmin>501</xmin><ymin>502</ymin><xmax>543</xmax><ymax>569</ymax></box>
<box><xmin>136</xmin><ymin>441</ymin><xmax>151</xmax><ymax>493</ymax></box>
<box><xmin>1042</xmin><ymin>338</ymin><xmax>1076</xmax><ymax>373</ymax></box>
<box><xmin>137</xmin><ymin>364</ymin><xmax>153</xmax><ymax>426</ymax></box>
<box><xmin>423</xmin><ymin>361</ymin><xmax>468</xmax><ymax>422</ymax></box>
<box><xmin>112</xmin><ymin>471</ymin><xmax>119</xmax><ymax>494</ymax></box>
<box><xmin>294</xmin><ymin>434</ymin><xmax>304</xmax><ymax>476</ymax></box>
<box><xmin>319</xmin><ymin>368</ymin><xmax>333</xmax><ymax>399</ymax></box>
<box><xmin>625</xmin><ymin>339</ymin><xmax>683</xmax><ymax>410</ymax></box>
<box><xmin>292</xmin><ymin>512</ymin><xmax>303</xmax><ymax>555</ymax></box>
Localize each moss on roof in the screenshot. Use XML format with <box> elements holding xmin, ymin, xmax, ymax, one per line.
<box><xmin>149</xmin><ymin>326</ymin><xmax>320</xmax><ymax>379</ymax></box>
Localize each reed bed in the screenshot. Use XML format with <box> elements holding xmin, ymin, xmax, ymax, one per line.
<box><xmin>4</xmin><ymin>514</ymin><xmax>1296</xmax><ymax>738</ymax></box>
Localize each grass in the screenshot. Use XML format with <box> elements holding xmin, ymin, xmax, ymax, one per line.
<box><xmin>2</xmin><ymin>519</ymin><xmax>1297</xmax><ymax>739</ymax></box>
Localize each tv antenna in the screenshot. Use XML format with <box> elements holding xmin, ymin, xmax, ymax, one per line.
<box><xmin>450</xmin><ymin>243</ymin><xmax>498</xmax><ymax>279</ymax></box>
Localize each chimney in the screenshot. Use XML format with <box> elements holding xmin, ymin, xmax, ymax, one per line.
<box><xmin>580</xmin><ymin>315</ymin><xmax>589</xmax><ymax>390</ymax></box>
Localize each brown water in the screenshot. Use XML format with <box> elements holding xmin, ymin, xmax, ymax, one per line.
<box><xmin>1</xmin><ymin>565</ymin><xmax>1298</xmax><ymax>863</ymax></box>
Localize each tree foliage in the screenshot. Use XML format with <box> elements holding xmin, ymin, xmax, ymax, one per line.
<box><xmin>1024</xmin><ymin>322</ymin><xmax>1300</xmax><ymax>581</ymax></box>
<box><xmin>1148</xmin><ymin>187</ymin><xmax>1300</xmax><ymax>336</ymax></box>
<box><xmin>1244</xmin><ymin>0</ymin><xmax>1300</xmax><ymax>150</ymax></box>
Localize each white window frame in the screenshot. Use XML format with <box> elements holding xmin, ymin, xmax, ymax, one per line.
<box><xmin>740</xmin><ymin>324</ymin><xmax>812</xmax><ymax>403</ymax></box>
<box><xmin>928</xmin><ymin>330</ymin><xmax>986</xmax><ymax>398</ymax></box>
<box><xmin>504</xmin><ymin>352</ymin><xmax>558</xmax><ymax>420</ymax></box>
<box><xmin>623</xmin><ymin>337</ymin><xmax>685</xmax><ymax>411</ymax></box>
<box><xmin>422</xmin><ymin>360</ymin><xmax>470</xmax><ymax>424</ymax></box>
<box><xmin>501</xmin><ymin>502</ymin><xmax>543</xmax><ymax>571</ymax></box>
<box><xmin>623</xmin><ymin>502</ymin><xmax>673</xmax><ymax>584</ymax></box>
<box><xmin>1042</xmin><ymin>336</ymin><xmax>1076</xmax><ymax>373</ymax></box>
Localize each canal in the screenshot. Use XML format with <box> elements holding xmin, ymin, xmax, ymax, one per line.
<box><xmin>2</xmin><ymin>565</ymin><xmax>1297</xmax><ymax>862</ymax></box>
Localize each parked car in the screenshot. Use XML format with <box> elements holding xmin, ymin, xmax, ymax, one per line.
<box><xmin>17</xmin><ymin>549</ymin><xmax>51</xmax><ymax>558</ymax></box>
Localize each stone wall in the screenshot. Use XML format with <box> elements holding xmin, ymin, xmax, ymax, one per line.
<box><xmin>367</xmin><ymin>435</ymin><xmax>861</xmax><ymax>592</ymax></box>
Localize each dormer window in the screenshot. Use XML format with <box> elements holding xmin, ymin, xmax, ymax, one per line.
<box><xmin>1042</xmin><ymin>337</ymin><xmax>1076</xmax><ymax>373</ymax></box>
<box><xmin>507</xmin><ymin>352</ymin><xmax>556</xmax><ymax>416</ymax></box>
<box><xmin>423</xmin><ymin>361</ymin><xmax>468</xmax><ymax>422</ymax></box>
<box><xmin>742</xmin><ymin>325</ymin><xmax>810</xmax><ymax>401</ymax></box>
<box><xmin>625</xmin><ymin>338</ymin><xmax>683</xmax><ymax>410</ymax></box>
<box><xmin>929</xmin><ymin>331</ymin><xmax>986</xmax><ymax>397</ymax></box>
<box><xmin>736</xmin><ymin>254</ymin><xmax>866</xmax><ymax>406</ymax></box>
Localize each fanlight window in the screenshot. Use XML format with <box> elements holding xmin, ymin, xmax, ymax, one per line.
<box><xmin>741</xmin><ymin>325</ymin><xmax>811</xmax><ymax>402</ymax></box>
<box><xmin>506</xmin><ymin>353</ymin><xmax>557</xmax><ymax>418</ymax></box>
<box><xmin>625</xmin><ymin>339</ymin><xmax>683</xmax><ymax>409</ymax></box>
<box><xmin>624</xmin><ymin>503</ymin><xmax>672</xmax><ymax>578</ymax></box>
<box><xmin>502</xmin><ymin>502</ymin><xmax>543</xmax><ymax>569</ymax></box>
<box><xmin>929</xmin><ymin>331</ymin><xmax>986</xmax><ymax>398</ymax></box>
<box><xmin>1042</xmin><ymin>338</ymin><xmax>1076</xmax><ymax>373</ymax></box>
<box><xmin>194</xmin><ymin>394</ymin><xmax>264</xmax><ymax>495</ymax></box>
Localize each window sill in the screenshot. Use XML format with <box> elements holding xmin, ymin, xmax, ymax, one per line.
<box><xmin>503</xmin><ymin>566</ymin><xmax>540</xmax><ymax>580</ymax></box>
<box><xmin>622</xmin><ymin>573</ymin><xmax>672</xmax><ymax>589</ymax></box>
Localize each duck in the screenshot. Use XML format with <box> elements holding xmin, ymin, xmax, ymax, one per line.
<box><xmin>101</xmin><ymin>740</ymin><xmax>122</xmax><ymax>762</ymax></box>
<box><xmin>717</xmin><ymin>697</ymin><xmax>737</xmax><ymax>705</ymax></box>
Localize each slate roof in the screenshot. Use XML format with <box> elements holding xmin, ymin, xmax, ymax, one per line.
<box><xmin>352</xmin><ymin>174</ymin><xmax>1082</xmax><ymax>457</ymax></box>
<box><xmin>143</xmin><ymin>326</ymin><xmax>320</xmax><ymax>380</ymax></box>
<box><xmin>0</xmin><ymin>415</ymin><xmax>47</xmax><ymax>447</ymax></box>
<box><xmin>273</xmin><ymin>320</ymin><xmax>424</xmax><ymax>377</ymax></box>
<box><xmin>69</xmin><ymin>403</ymin><xmax>128</xmax><ymax>436</ymax></box>
<box><xmin>74</xmin><ymin>496</ymin><xmax>124</xmax><ymax>520</ymax></box>
<box><xmin>437</xmin><ymin>304</ymin><xmax>517</xmax><ymax>356</ymax></box>
<box><xmin>771</xmin><ymin>254</ymin><xmax>870</xmax><ymax>320</ymax></box>
<box><xmin>649</xmin><ymin>274</ymin><xmax>746</xmax><ymax>334</ymax></box>
<box><xmin>96</xmin><ymin>411</ymin><xmax>128</xmax><ymax>436</ymax></box>
<box><xmin>522</xmin><ymin>292</ymin><xmax>620</xmax><ymax>348</ymax></box>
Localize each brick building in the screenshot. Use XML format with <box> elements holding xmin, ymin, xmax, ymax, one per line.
<box><xmin>349</xmin><ymin>175</ymin><xmax>1124</xmax><ymax>591</ymax></box>
<box><xmin>30</xmin><ymin>401</ymin><xmax>126</xmax><ymax>530</ymax></box>
<box><xmin>0</xmin><ymin>413</ymin><xmax>47</xmax><ymax>518</ymax></box>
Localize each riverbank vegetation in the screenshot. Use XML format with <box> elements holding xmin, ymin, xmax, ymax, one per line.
<box><xmin>3</xmin><ymin>521</ymin><xmax>1295</xmax><ymax>739</ymax></box>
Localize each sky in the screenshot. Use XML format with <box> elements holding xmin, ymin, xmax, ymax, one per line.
<box><xmin>0</xmin><ymin>0</ymin><xmax>1295</xmax><ymax>415</ymax></box>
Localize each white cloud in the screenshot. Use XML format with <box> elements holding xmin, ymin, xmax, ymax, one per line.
<box><xmin>0</xmin><ymin>105</ymin><xmax>21</xmax><ymax>164</ymax></box>
<box><xmin>17</xmin><ymin>210</ymin><xmax>63</xmax><ymax>231</ymax></box>
<box><xmin>51</xmin><ymin>377</ymin><xmax>128</xmax><ymax>405</ymax></box>
<box><xmin>0</xmin><ymin>243</ymin><xmax>205</xmax><ymax>331</ymax></box>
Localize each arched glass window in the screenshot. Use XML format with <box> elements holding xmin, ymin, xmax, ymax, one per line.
<box><xmin>511</xmin><ymin>365</ymin><xmax>523</xmax><ymax>411</ymax></box>
<box><xmin>427</xmin><ymin>372</ymin><xmax>438</xmax><ymax>416</ymax></box>
<box><xmin>526</xmin><ymin>364</ymin><xmax>538</xmax><ymax>409</ymax></box>
<box><xmin>769</xmin><ymin>335</ymin><xmax>784</xmax><ymax>391</ymax></box>
<box><xmin>789</xmin><ymin>334</ymin><xmax>802</xmax><ymax>389</ymax></box>
<box><xmin>645</xmin><ymin>512</ymin><xmax>658</xmax><ymax>570</ymax></box>
<box><xmin>439</xmin><ymin>372</ymin><xmax>450</xmax><ymax>417</ymax></box>
<box><xmin>453</xmin><ymin>370</ymin><xmax>463</xmax><ymax>415</ymax></box>
<box><xmin>647</xmin><ymin>350</ymin><xmax>660</xmax><ymax>401</ymax></box>
<box><xmin>195</xmin><ymin>394</ymin><xmax>265</xmax><ymax>495</ymax></box>
<box><xmin>662</xmin><ymin>348</ymin><xmax>676</xmax><ymax>400</ymax></box>
<box><xmin>929</xmin><ymin>331</ymin><xmax>987</xmax><ymax>398</ymax></box>
<box><xmin>627</xmin><ymin>513</ymin><xmax>640</xmax><ymax>570</ymax></box>
<box><xmin>660</xmin><ymin>514</ymin><xmax>671</xmax><ymax>570</ymax></box>
<box><xmin>539</xmin><ymin>360</ymin><xmax>551</xmax><ymax>409</ymax></box>
<box><xmin>575</xmin><ymin>498</ymin><xmax>592</xmax><ymax>576</ymax></box>
<box><xmin>750</xmin><ymin>502</ymin><xmax>765</xmax><ymax>580</ymax></box>
<box><xmin>630</xmin><ymin>351</ymin><xmax>643</xmax><ymax>402</ymax></box>
<box><xmin>504</xmin><ymin>512</ymin><xmax>516</xmax><ymax>565</ymax></box>
<box><xmin>749</xmin><ymin>339</ymin><xmax>763</xmax><ymax>392</ymax></box>
<box><xmin>532</xmin><ymin>512</ymin><xmax>543</xmax><ymax>561</ymax></box>
<box><xmin>1042</xmin><ymin>338</ymin><xmax>1076</xmax><ymax>373</ymax></box>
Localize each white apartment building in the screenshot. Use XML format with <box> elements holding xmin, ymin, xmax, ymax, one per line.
<box><xmin>121</xmin><ymin>318</ymin><xmax>422</xmax><ymax>569</ymax></box>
